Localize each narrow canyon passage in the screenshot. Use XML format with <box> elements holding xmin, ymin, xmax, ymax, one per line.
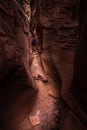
<box><xmin>0</xmin><ymin>0</ymin><xmax>87</xmax><ymax>130</ymax></box>
<box><xmin>0</xmin><ymin>1</ymin><xmax>61</xmax><ymax>129</ymax></box>
<box><xmin>13</xmin><ymin>49</ymin><xmax>61</xmax><ymax>130</ymax></box>
<box><xmin>28</xmin><ymin>49</ymin><xmax>61</xmax><ymax>130</ymax></box>
<box><xmin>0</xmin><ymin>49</ymin><xmax>61</xmax><ymax>130</ymax></box>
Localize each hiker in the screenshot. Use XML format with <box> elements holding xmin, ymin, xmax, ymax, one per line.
<box><xmin>32</xmin><ymin>36</ymin><xmax>36</xmax><ymax>46</ymax></box>
<box><xmin>31</xmin><ymin>36</ymin><xmax>37</xmax><ymax>52</ymax></box>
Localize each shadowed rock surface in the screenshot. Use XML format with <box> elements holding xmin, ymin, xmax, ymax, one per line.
<box><xmin>0</xmin><ymin>0</ymin><xmax>61</xmax><ymax>130</ymax></box>
<box><xmin>31</xmin><ymin>0</ymin><xmax>79</xmax><ymax>95</ymax></box>
<box><xmin>0</xmin><ymin>0</ymin><xmax>36</xmax><ymax>129</ymax></box>
<box><xmin>28</xmin><ymin>50</ymin><xmax>61</xmax><ymax>130</ymax></box>
<box><xmin>0</xmin><ymin>0</ymin><xmax>87</xmax><ymax>130</ymax></box>
<box><xmin>31</xmin><ymin>0</ymin><xmax>87</xmax><ymax>130</ymax></box>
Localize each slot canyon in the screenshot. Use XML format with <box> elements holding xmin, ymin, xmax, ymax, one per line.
<box><xmin>0</xmin><ymin>0</ymin><xmax>87</xmax><ymax>130</ymax></box>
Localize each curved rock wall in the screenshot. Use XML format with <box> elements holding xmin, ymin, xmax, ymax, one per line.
<box><xmin>0</xmin><ymin>1</ymin><xmax>61</xmax><ymax>130</ymax></box>
<box><xmin>0</xmin><ymin>0</ymin><xmax>36</xmax><ymax>129</ymax></box>
<box><xmin>1</xmin><ymin>0</ymin><xmax>87</xmax><ymax>130</ymax></box>
<box><xmin>31</xmin><ymin>0</ymin><xmax>79</xmax><ymax>96</ymax></box>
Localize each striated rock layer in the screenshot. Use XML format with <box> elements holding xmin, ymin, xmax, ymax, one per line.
<box><xmin>1</xmin><ymin>0</ymin><xmax>87</xmax><ymax>130</ymax></box>
<box><xmin>31</xmin><ymin>0</ymin><xmax>87</xmax><ymax>130</ymax></box>
<box><xmin>31</xmin><ymin>0</ymin><xmax>79</xmax><ymax>94</ymax></box>
<box><xmin>0</xmin><ymin>0</ymin><xmax>61</xmax><ymax>130</ymax></box>
<box><xmin>0</xmin><ymin>0</ymin><xmax>37</xmax><ymax>129</ymax></box>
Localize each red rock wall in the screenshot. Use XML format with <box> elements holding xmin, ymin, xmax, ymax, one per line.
<box><xmin>72</xmin><ymin>0</ymin><xmax>87</xmax><ymax>115</ymax></box>
<box><xmin>32</xmin><ymin>0</ymin><xmax>79</xmax><ymax>96</ymax></box>
<box><xmin>0</xmin><ymin>1</ymin><xmax>36</xmax><ymax>129</ymax></box>
<box><xmin>31</xmin><ymin>1</ymin><xmax>87</xmax><ymax>130</ymax></box>
<box><xmin>60</xmin><ymin>0</ymin><xmax>87</xmax><ymax>129</ymax></box>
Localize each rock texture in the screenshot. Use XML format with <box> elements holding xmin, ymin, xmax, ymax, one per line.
<box><xmin>0</xmin><ymin>1</ymin><xmax>61</xmax><ymax>130</ymax></box>
<box><xmin>60</xmin><ymin>0</ymin><xmax>87</xmax><ymax>129</ymax></box>
<box><xmin>28</xmin><ymin>50</ymin><xmax>61</xmax><ymax>130</ymax></box>
<box><xmin>1</xmin><ymin>0</ymin><xmax>87</xmax><ymax>130</ymax></box>
<box><xmin>31</xmin><ymin>0</ymin><xmax>87</xmax><ymax>130</ymax></box>
<box><xmin>31</xmin><ymin>0</ymin><xmax>79</xmax><ymax>94</ymax></box>
<box><xmin>0</xmin><ymin>0</ymin><xmax>37</xmax><ymax>129</ymax></box>
<box><xmin>17</xmin><ymin>0</ymin><xmax>31</xmax><ymax>21</ymax></box>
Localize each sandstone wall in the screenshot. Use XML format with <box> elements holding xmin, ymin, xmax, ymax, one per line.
<box><xmin>32</xmin><ymin>0</ymin><xmax>79</xmax><ymax>95</ymax></box>
<box><xmin>0</xmin><ymin>1</ymin><xmax>36</xmax><ymax>129</ymax></box>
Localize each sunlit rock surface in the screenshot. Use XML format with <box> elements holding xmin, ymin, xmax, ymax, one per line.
<box><xmin>32</xmin><ymin>0</ymin><xmax>79</xmax><ymax>98</ymax></box>
<box><xmin>31</xmin><ymin>0</ymin><xmax>87</xmax><ymax>130</ymax></box>
<box><xmin>0</xmin><ymin>1</ymin><xmax>61</xmax><ymax>130</ymax></box>
<box><xmin>0</xmin><ymin>0</ymin><xmax>87</xmax><ymax>130</ymax></box>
